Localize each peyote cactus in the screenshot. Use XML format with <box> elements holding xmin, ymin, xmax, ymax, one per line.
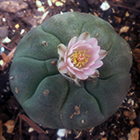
<box><xmin>9</xmin><ymin>12</ymin><xmax>132</xmax><ymax>130</ymax></box>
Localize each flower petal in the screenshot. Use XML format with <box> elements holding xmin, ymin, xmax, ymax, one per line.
<box><xmin>67</xmin><ymin>57</ymin><xmax>74</xmax><ymax>67</ymax></box>
<box><xmin>87</xmin><ymin>54</ymin><xmax>99</xmax><ymax>67</ymax></box>
<box><xmin>58</xmin><ymin>44</ymin><xmax>67</xmax><ymax>58</ymax></box>
<box><xmin>68</xmin><ymin>36</ymin><xmax>77</xmax><ymax>48</ymax></box>
<box><xmin>78</xmin><ymin>32</ymin><xmax>90</xmax><ymax>41</ymax></box>
<box><xmin>72</xmin><ymin>40</ymin><xmax>86</xmax><ymax>50</ymax></box>
<box><xmin>99</xmin><ymin>50</ymin><xmax>107</xmax><ymax>59</ymax></box>
<box><xmin>90</xmin><ymin>60</ymin><xmax>103</xmax><ymax>69</ymax></box>
<box><xmin>67</xmin><ymin>66</ymin><xmax>76</xmax><ymax>75</ymax></box>
<box><xmin>86</xmin><ymin>46</ymin><xmax>100</xmax><ymax>67</ymax></box>
<box><xmin>75</xmin><ymin>71</ymin><xmax>88</xmax><ymax>80</ymax></box>
<box><xmin>88</xmin><ymin>46</ymin><xmax>100</xmax><ymax>56</ymax></box>
<box><xmin>89</xmin><ymin>70</ymin><xmax>99</xmax><ymax>78</ymax></box>
<box><xmin>86</xmin><ymin>38</ymin><xmax>98</xmax><ymax>47</ymax></box>
<box><xmin>64</xmin><ymin>51</ymin><xmax>68</xmax><ymax>63</ymax></box>
<box><xmin>77</xmin><ymin>44</ymin><xmax>92</xmax><ymax>50</ymax></box>
<box><xmin>67</xmin><ymin>40</ymin><xmax>86</xmax><ymax>56</ymax></box>
<box><xmin>73</xmin><ymin>66</ymin><xmax>83</xmax><ymax>71</ymax></box>
<box><xmin>83</xmin><ymin>68</ymin><xmax>95</xmax><ymax>75</ymax></box>
<box><xmin>58</xmin><ymin>61</ymin><xmax>68</xmax><ymax>73</ymax></box>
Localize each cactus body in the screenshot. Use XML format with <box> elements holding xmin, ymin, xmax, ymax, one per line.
<box><xmin>9</xmin><ymin>12</ymin><xmax>132</xmax><ymax>130</ymax></box>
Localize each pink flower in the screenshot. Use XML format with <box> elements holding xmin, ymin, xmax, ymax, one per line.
<box><xmin>57</xmin><ymin>32</ymin><xmax>107</xmax><ymax>83</ymax></box>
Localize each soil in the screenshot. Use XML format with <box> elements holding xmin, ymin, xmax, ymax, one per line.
<box><xmin>0</xmin><ymin>0</ymin><xmax>140</xmax><ymax>140</ymax></box>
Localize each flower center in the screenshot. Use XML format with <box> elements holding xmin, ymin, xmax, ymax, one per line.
<box><xmin>70</xmin><ymin>49</ymin><xmax>90</xmax><ymax>68</ymax></box>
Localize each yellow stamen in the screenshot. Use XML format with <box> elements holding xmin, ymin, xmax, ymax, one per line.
<box><xmin>69</xmin><ymin>49</ymin><xmax>90</xmax><ymax>68</ymax></box>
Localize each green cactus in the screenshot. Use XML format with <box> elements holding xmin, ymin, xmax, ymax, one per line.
<box><xmin>9</xmin><ymin>12</ymin><xmax>132</xmax><ymax>130</ymax></box>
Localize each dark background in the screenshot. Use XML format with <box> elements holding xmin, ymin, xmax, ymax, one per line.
<box><xmin>0</xmin><ymin>0</ymin><xmax>140</xmax><ymax>139</ymax></box>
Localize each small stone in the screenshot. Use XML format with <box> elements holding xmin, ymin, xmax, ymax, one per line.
<box><xmin>36</xmin><ymin>0</ymin><xmax>42</xmax><ymax>8</ymax></box>
<box><xmin>0</xmin><ymin>26</ymin><xmax>8</xmax><ymax>39</ymax></box>
<box><xmin>0</xmin><ymin>60</ymin><xmax>4</xmax><ymax>66</ymax></box>
<box><xmin>2</xmin><ymin>17</ymin><xmax>6</xmax><ymax>22</ymax></box>
<box><xmin>38</xmin><ymin>7</ymin><xmax>45</xmax><ymax>12</ymax></box>
<box><xmin>119</xmin><ymin>26</ymin><xmax>129</xmax><ymax>34</ymax></box>
<box><xmin>55</xmin><ymin>1</ymin><xmax>63</xmax><ymax>6</ymax></box>
<box><xmin>47</xmin><ymin>0</ymin><xmax>52</xmax><ymax>6</ymax></box>
<box><xmin>51</xmin><ymin>0</ymin><xmax>57</xmax><ymax>3</ymax></box>
<box><xmin>0</xmin><ymin>0</ymin><xmax>28</xmax><ymax>13</ymax></box>
<box><xmin>101</xmin><ymin>137</ymin><xmax>107</xmax><ymax>140</ymax></box>
<box><xmin>114</xmin><ymin>16</ymin><xmax>122</xmax><ymax>23</ymax></box>
<box><xmin>127</xmin><ymin>98</ymin><xmax>134</xmax><ymax>106</ymax></box>
<box><xmin>2</xmin><ymin>37</ymin><xmax>11</xmax><ymax>43</ymax></box>
<box><xmin>130</xmin><ymin>120</ymin><xmax>134</xmax><ymax>125</ymax></box>
<box><xmin>0</xmin><ymin>47</ymin><xmax>5</xmax><ymax>52</ymax></box>
<box><xmin>23</xmin><ymin>16</ymin><xmax>37</xmax><ymax>26</ymax></box>
<box><xmin>4</xmin><ymin>120</ymin><xmax>15</xmax><ymax>133</ymax></box>
<box><xmin>15</xmin><ymin>24</ymin><xmax>20</xmax><ymax>29</ymax></box>
<box><xmin>127</xmin><ymin>127</ymin><xmax>140</xmax><ymax>140</ymax></box>
<box><xmin>57</xmin><ymin>129</ymin><xmax>66</xmax><ymax>137</ymax></box>
<box><xmin>20</xmin><ymin>29</ymin><xmax>25</xmax><ymax>35</ymax></box>
<box><xmin>100</xmin><ymin>131</ymin><xmax>105</xmax><ymax>136</ymax></box>
<box><xmin>28</xmin><ymin>127</ymin><xmax>34</xmax><ymax>133</ymax></box>
<box><xmin>135</xmin><ymin>103</ymin><xmax>138</xmax><ymax>108</ymax></box>
<box><xmin>100</xmin><ymin>1</ymin><xmax>110</xmax><ymax>11</ymax></box>
<box><xmin>57</xmin><ymin>138</ymin><xmax>62</xmax><ymax>140</ymax></box>
<box><xmin>123</xmin><ymin>110</ymin><xmax>137</xmax><ymax>120</ymax></box>
<box><xmin>125</xmin><ymin>11</ymin><xmax>130</xmax><ymax>17</ymax></box>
